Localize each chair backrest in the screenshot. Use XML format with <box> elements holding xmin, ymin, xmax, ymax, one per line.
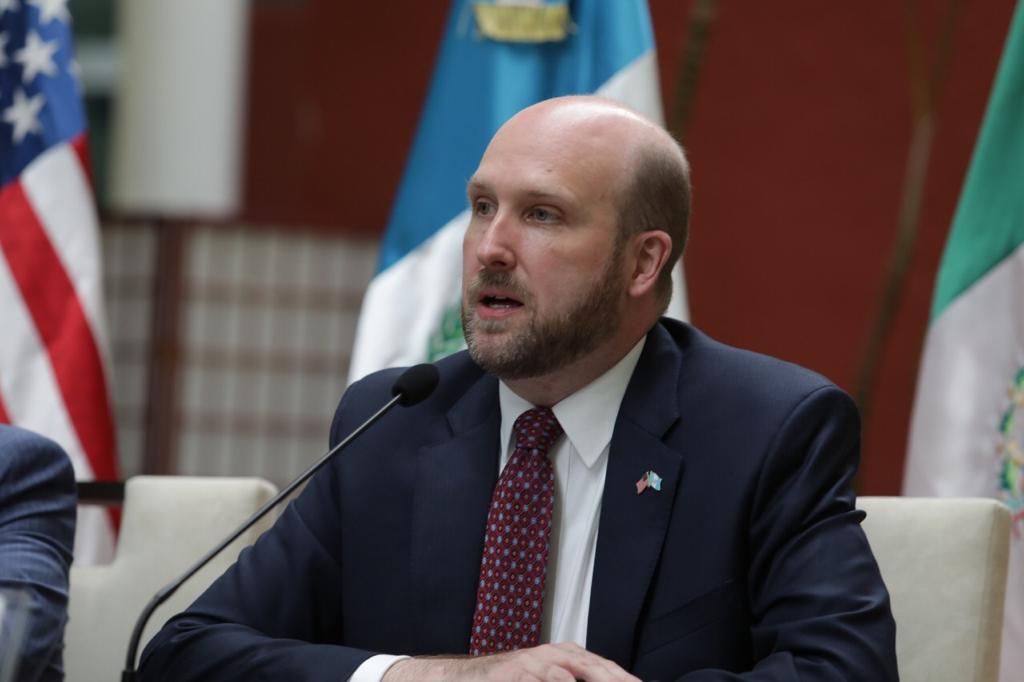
<box><xmin>65</xmin><ymin>475</ymin><xmax>278</xmax><ymax>682</ymax></box>
<box><xmin>858</xmin><ymin>496</ymin><xmax>1011</xmax><ymax>682</ymax></box>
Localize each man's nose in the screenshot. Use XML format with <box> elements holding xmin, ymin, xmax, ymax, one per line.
<box><xmin>475</xmin><ymin>214</ymin><xmax>516</xmax><ymax>271</ymax></box>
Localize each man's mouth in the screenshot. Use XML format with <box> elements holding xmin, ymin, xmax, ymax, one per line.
<box><xmin>468</xmin><ymin>271</ymin><xmax>529</xmax><ymax>320</ymax></box>
<box><xmin>481</xmin><ymin>295</ymin><xmax>523</xmax><ymax>310</ymax></box>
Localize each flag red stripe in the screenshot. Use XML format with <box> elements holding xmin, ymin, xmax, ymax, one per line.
<box><xmin>0</xmin><ymin>390</ymin><xmax>9</xmax><ymax>423</ymax></box>
<box><xmin>0</xmin><ymin>175</ymin><xmax>119</xmax><ymax>482</ymax></box>
<box><xmin>70</xmin><ymin>135</ymin><xmax>95</xmax><ymax>190</ymax></box>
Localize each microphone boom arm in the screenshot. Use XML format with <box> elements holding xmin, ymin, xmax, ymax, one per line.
<box><xmin>121</xmin><ymin>391</ymin><xmax>405</xmax><ymax>681</ymax></box>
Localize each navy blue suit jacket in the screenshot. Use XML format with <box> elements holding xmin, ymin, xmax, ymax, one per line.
<box><xmin>141</xmin><ymin>320</ymin><xmax>897</xmax><ymax>680</ymax></box>
<box><xmin>0</xmin><ymin>425</ymin><xmax>76</xmax><ymax>682</ymax></box>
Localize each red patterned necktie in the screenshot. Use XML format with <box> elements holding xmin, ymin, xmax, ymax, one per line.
<box><xmin>469</xmin><ymin>407</ymin><xmax>563</xmax><ymax>656</ymax></box>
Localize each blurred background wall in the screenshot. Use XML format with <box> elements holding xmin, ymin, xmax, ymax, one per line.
<box><xmin>70</xmin><ymin>0</ymin><xmax>1018</xmax><ymax>493</ymax></box>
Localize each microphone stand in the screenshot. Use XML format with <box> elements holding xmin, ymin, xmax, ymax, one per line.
<box><xmin>121</xmin><ymin>392</ymin><xmax>406</xmax><ymax>681</ymax></box>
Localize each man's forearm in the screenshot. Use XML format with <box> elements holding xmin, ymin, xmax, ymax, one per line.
<box><xmin>382</xmin><ymin>643</ymin><xmax>640</xmax><ymax>682</ymax></box>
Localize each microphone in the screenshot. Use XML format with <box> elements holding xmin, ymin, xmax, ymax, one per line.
<box><xmin>392</xmin><ymin>363</ymin><xmax>440</xmax><ymax>405</ymax></box>
<box><xmin>121</xmin><ymin>363</ymin><xmax>439</xmax><ymax>681</ymax></box>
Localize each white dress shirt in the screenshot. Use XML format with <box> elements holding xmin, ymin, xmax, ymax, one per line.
<box><xmin>351</xmin><ymin>338</ymin><xmax>646</xmax><ymax>681</ymax></box>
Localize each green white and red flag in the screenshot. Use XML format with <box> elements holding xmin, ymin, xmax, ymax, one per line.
<box><xmin>905</xmin><ymin>3</ymin><xmax>1024</xmax><ymax>678</ymax></box>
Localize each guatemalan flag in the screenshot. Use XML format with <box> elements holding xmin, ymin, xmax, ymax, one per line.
<box><xmin>349</xmin><ymin>0</ymin><xmax>687</xmax><ymax>382</ymax></box>
<box><xmin>0</xmin><ymin>0</ymin><xmax>119</xmax><ymax>562</ymax></box>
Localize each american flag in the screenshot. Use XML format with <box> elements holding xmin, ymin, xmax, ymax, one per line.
<box><xmin>0</xmin><ymin>0</ymin><xmax>119</xmax><ymax>562</ymax></box>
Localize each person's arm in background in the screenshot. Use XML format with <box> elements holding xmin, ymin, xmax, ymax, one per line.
<box><xmin>0</xmin><ymin>425</ymin><xmax>77</xmax><ymax>682</ymax></box>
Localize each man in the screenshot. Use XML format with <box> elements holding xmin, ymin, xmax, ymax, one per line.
<box><xmin>0</xmin><ymin>424</ymin><xmax>77</xmax><ymax>682</ymax></box>
<box><xmin>140</xmin><ymin>97</ymin><xmax>898</xmax><ymax>681</ymax></box>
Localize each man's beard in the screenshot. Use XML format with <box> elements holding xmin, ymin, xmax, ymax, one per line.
<box><xmin>461</xmin><ymin>249</ymin><xmax>625</xmax><ymax>381</ymax></box>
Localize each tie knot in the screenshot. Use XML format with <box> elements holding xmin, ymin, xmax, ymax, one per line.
<box><xmin>512</xmin><ymin>407</ymin><xmax>563</xmax><ymax>453</ymax></box>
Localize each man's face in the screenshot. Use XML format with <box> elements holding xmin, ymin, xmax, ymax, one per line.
<box><xmin>461</xmin><ymin>107</ymin><xmax>631</xmax><ymax>380</ymax></box>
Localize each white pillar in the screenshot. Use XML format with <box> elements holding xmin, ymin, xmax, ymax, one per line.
<box><xmin>109</xmin><ymin>0</ymin><xmax>249</xmax><ymax>217</ymax></box>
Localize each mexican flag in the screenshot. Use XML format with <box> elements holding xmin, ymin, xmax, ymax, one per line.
<box><xmin>904</xmin><ymin>3</ymin><xmax>1024</xmax><ymax>679</ymax></box>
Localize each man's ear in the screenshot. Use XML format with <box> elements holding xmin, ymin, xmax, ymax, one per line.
<box><xmin>628</xmin><ymin>230</ymin><xmax>672</xmax><ymax>298</ymax></box>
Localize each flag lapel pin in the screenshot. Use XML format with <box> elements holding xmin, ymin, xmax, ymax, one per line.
<box><xmin>635</xmin><ymin>470</ymin><xmax>663</xmax><ymax>495</ymax></box>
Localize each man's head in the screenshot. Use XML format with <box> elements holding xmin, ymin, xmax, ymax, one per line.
<box><xmin>461</xmin><ymin>96</ymin><xmax>691</xmax><ymax>399</ymax></box>
<box><xmin>616</xmin><ymin>125</ymin><xmax>691</xmax><ymax>301</ymax></box>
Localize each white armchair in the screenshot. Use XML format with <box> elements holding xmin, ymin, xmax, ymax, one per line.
<box><xmin>63</xmin><ymin>486</ymin><xmax>1011</xmax><ymax>680</ymax></box>
<box><xmin>858</xmin><ymin>496</ymin><xmax>1012</xmax><ymax>682</ymax></box>
<box><xmin>65</xmin><ymin>476</ymin><xmax>278</xmax><ymax>682</ymax></box>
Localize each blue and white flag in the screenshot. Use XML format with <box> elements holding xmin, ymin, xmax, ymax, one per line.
<box><xmin>349</xmin><ymin>0</ymin><xmax>687</xmax><ymax>382</ymax></box>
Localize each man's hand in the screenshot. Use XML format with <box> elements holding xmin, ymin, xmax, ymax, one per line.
<box><xmin>382</xmin><ymin>643</ymin><xmax>641</xmax><ymax>682</ymax></box>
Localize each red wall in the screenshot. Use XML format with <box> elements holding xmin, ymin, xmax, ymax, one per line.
<box><xmin>651</xmin><ymin>1</ymin><xmax>1016</xmax><ymax>493</ymax></box>
<box><xmin>244</xmin><ymin>0</ymin><xmax>1018</xmax><ymax>494</ymax></box>
<box><xmin>243</xmin><ymin>3</ymin><xmax>446</xmax><ymax>230</ymax></box>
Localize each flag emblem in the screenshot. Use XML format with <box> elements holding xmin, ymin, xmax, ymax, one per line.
<box><xmin>635</xmin><ymin>470</ymin><xmax>662</xmax><ymax>495</ymax></box>
<box><xmin>472</xmin><ymin>0</ymin><xmax>571</xmax><ymax>43</ymax></box>
<box><xmin>997</xmin><ymin>365</ymin><xmax>1024</xmax><ymax>536</ymax></box>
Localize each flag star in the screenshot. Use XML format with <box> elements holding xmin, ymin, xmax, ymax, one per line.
<box><xmin>3</xmin><ymin>88</ymin><xmax>46</xmax><ymax>144</ymax></box>
<box><xmin>0</xmin><ymin>0</ymin><xmax>18</xmax><ymax>15</ymax></box>
<box><xmin>68</xmin><ymin>57</ymin><xmax>82</xmax><ymax>91</ymax></box>
<box><xmin>28</xmin><ymin>0</ymin><xmax>69</xmax><ymax>24</ymax></box>
<box><xmin>15</xmin><ymin>31</ymin><xmax>59</xmax><ymax>83</ymax></box>
<box><xmin>0</xmin><ymin>32</ymin><xmax>8</xmax><ymax>68</ymax></box>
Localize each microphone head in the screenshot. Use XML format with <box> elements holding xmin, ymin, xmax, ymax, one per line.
<box><xmin>391</xmin><ymin>363</ymin><xmax>440</xmax><ymax>406</ymax></box>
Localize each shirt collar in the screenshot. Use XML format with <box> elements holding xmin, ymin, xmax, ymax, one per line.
<box><xmin>498</xmin><ymin>337</ymin><xmax>646</xmax><ymax>468</ymax></box>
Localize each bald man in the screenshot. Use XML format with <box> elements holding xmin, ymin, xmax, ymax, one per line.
<box><xmin>140</xmin><ymin>97</ymin><xmax>898</xmax><ymax>681</ymax></box>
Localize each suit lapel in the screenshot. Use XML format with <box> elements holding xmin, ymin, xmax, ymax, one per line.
<box><xmin>409</xmin><ymin>373</ymin><xmax>501</xmax><ymax>654</ymax></box>
<box><xmin>587</xmin><ymin>323</ymin><xmax>687</xmax><ymax>668</ymax></box>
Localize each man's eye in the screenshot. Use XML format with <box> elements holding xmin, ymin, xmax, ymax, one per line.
<box><xmin>475</xmin><ymin>200</ymin><xmax>495</xmax><ymax>216</ymax></box>
<box><xmin>529</xmin><ymin>208</ymin><xmax>556</xmax><ymax>222</ymax></box>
